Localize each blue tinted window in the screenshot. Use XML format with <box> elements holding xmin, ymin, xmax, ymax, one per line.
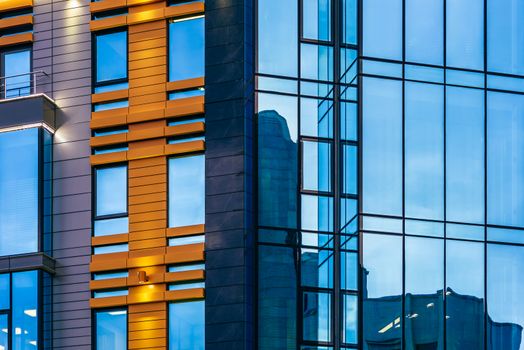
<box><xmin>343</xmin><ymin>294</ymin><xmax>358</xmax><ymax>345</ymax></box>
<box><xmin>303</xmin><ymin>291</ymin><xmax>331</xmax><ymax>342</ymax></box>
<box><xmin>96</xmin><ymin>166</ymin><xmax>127</xmax><ymax>217</ymax></box>
<box><xmin>0</xmin><ymin>314</ymin><xmax>6</xmax><ymax>350</ymax></box>
<box><xmin>488</xmin><ymin>92</ymin><xmax>524</xmax><ymax>228</ymax></box>
<box><xmin>94</xmin><ymin>217</ymin><xmax>128</xmax><ymax>236</ymax></box>
<box><xmin>300</xmin><ymin>97</ymin><xmax>333</xmax><ymax>138</ymax></box>
<box><xmin>343</xmin><ymin>145</ymin><xmax>357</xmax><ymax>195</ymax></box>
<box><xmin>301</xmin><ymin>194</ymin><xmax>333</xmax><ymax>232</ymax></box>
<box><xmin>303</xmin><ymin>0</ymin><xmax>331</xmax><ymax>41</ymax></box>
<box><xmin>169</xmin><ymin>301</ymin><xmax>204</xmax><ymax>350</ymax></box>
<box><xmin>96</xmin><ymin>31</ymin><xmax>127</xmax><ymax>83</ymax></box>
<box><xmin>169</xmin><ymin>155</ymin><xmax>205</xmax><ymax>227</ymax></box>
<box><xmin>406</xmin><ymin>0</ymin><xmax>443</xmax><ymax>65</ymax></box>
<box><xmin>258</xmin><ymin>0</ymin><xmax>298</xmax><ymax>77</ymax></box>
<box><xmin>0</xmin><ymin>128</ymin><xmax>39</xmax><ymax>256</ymax></box>
<box><xmin>96</xmin><ymin>309</ymin><xmax>127</xmax><ymax>350</ymax></box>
<box><xmin>3</xmin><ymin>49</ymin><xmax>31</xmax><ymax>98</ymax></box>
<box><xmin>362</xmin><ymin>78</ymin><xmax>403</xmax><ymax>216</ymax></box>
<box><xmin>342</xmin><ymin>0</ymin><xmax>357</xmax><ymax>45</ymax></box>
<box><xmin>0</xmin><ymin>274</ymin><xmax>8</xmax><ymax>309</ymax></box>
<box><xmin>302</xmin><ymin>141</ymin><xmax>331</xmax><ymax>192</ymax></box>
<box><xmin>488</xmin><ymin>0</ymin><xmax>524</xmax><ymax>75</ymax></box>
<box><xmin>12</xmin><ymin>271</ymin><xmax>38</xmax><ymax>350</ymax></box>
<box><xmin>301</xmin><ymin>43</ymin><xmax>333</xmax><ymax>81</ymax></box>
<box><xmin>405</xmin><ymin>82</ymin><xmax>444</xmax><ymax>221</ymax></box>
<box><xmin>169</xmin><ymin>16</ymin><xmax>204</xmax><ymax>81</ymax></box>
<box><xmin>363</xmin><ymin>0</ymin><xmax>402</xmax><ymax>60</ymax></box>
<box><xmin>301</xmin><ymin>248</ymin><xmax>333</xmax><ymax>288</ymax></box>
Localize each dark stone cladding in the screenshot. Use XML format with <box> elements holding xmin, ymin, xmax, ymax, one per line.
<box><xmin>205</xmin><ymin>0</ymin><xmax>255</xmax><ymax>349</ymax></box>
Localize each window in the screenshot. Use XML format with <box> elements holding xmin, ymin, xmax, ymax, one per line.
<box><xmin>1</xmin><ymin>48</ymin><xmax>31</xmax><ymax>98</ymax></box>
<box><xmin>168</xmin><ymin>155</ymin><xmax>204</xmax><ymax>227</ymax></box>
<box><xmin>94</xmin><ymin>165</ymin><xmax>128</xmax><ymax>236</ymax></box>
<box><xmin>169</xmin><ymin>16</ymin><xmax>204</xmax><ymax>81</ymax></box>
<box><xmin>169</xmin><ymin>301</ymin><xmax>204</xmax><ymax>350</ymax></box>
<box><xmin>95</xmin><ymin>309</ymin><xmax>127</xmax><ymax>350</ymax></box>
<box><xmin>405</xmin><ymin>0</ymin><xmax>443</xmax><ymax>65</ymax></box>
<box><xmin>363</xmin><ymin>0</ymin><xmax>402</xmax><ymax>60</ymax></box>
<box><xmin>94</xmin><ymin>30</ymin><xmax>127</xmax><ymax>92</ymax></box>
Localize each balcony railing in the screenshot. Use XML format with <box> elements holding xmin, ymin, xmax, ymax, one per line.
<box><xmin>0</xmin><ymin>71</ymin><xmax>49</xmax><ymax>100</ymax></box>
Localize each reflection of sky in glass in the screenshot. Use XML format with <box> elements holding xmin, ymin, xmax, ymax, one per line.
<box><xmin>96</xmin><ymin>31</ymin><xmax>127</xmax><ymax>82</ymax></box>
<box><xmin>303</xmin><ymin>0</ymin><xmax>331</xmax><ymax>41</ymax></box>
<box><xmin>12</xmin><ymin>271</ymin><xmax>38</xmax><ymax>350</ymax></box>
<box><xmin>4</xmin><ymin>49</ymin><xmax>30</xmax><ymax>97</ymax></box>
<box><xmin>363</xmin><ymin>234</ymin><xmax>402</xmax><ymax>298</ymax></box>
<box><xmin>169</xmin><ymin>17</ymin><xmax>205</xmax><ymax>81</ymax></box>
<box><xmin>405</xmin><ymin>0</ymin><xmax>443</xmax><ymax>65</ymax></box>
<box><xmin>446</xmin><ymin>241</ymin><xmax>484</xmax><ymax>297</ymax></box>
<box><xmin>303</xmin><ymin>292</ymin><xmax>331</xmax><ymax>342</ymax></box>
<box><xmin>169</xmin><ymin>301</ymin><xmax>204</xmax><ymax>350</ymax></box>
<box><xmin>301</xmin><ymin>43</ymin><xmax>333</xmax><ymax>81</ymax></box>
<box><xmin>344</xmin><ymin>294</ymin><xmax>358</xmax><ymax>344</ymax></box>
<box><xmin>97</xmin><ymin>310</ymin><xmax>127</xmax><ymax>350</ymax></box>
<box><xmin>301</xmin><ymin>194</ymin><xmax>333</xmax><ymax>232</ymax></box>
<box><xmin>258</xmin><ymin>93</ymin><xmax>298</xmax><ymax>142</ymax></box>
<box><xmin>0</xmin><ymin>314</ymin><xmax>6</xmax><ymax>349</ymax></box>
<box><xmin>300</xmin><ymin>97</ymin><xmax>333</xmax><ymax>138</ymax></box>
<box><xmin>96</xmin><ymin>166</ymin><xmax>127</xmax><ymax>216</ymax></box>
<box><xmin>303</xmin><ymin>141</ymin><xmax>331</xmax><ymax>192</ymax></box>
<box><xmin>363</xmin><ymin>0</ymin><xmax>402</xmax><ymax>60</ymax></box>
<box><xmin>405</xmin><ymin>237</ymin><xmax>443</xmax><ymax>295</ymax></box>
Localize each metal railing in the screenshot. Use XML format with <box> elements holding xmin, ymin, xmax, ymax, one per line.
<box><xmin>0</xmin><ymin>70</ymin><xmax>49</xmax><ymax>100</ymax></box>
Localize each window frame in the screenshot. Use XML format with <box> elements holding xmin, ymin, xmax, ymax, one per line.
<box><xmin>168</xmin><ymin>300</ymin><xmax>205</xmax><ymax>350</ymax></box>
<box><xmin>0</xmin><ymin>45</ymin><xmax>32</xmax><ymax>98</ymax></box>
<box><xmin>93</xmin><ymin>308</ymin><xmax>128</xmax><ymax>350</ymax></box>
<box><xmin>92</xmin><ymin>28</ymin><xmax>129</xmax><ymax>92</ymax></box>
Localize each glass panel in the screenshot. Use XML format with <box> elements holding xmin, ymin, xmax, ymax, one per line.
<box><xmin>363</xmin><ymin>233</ymin><xmax>402</xmax><ymax>349</ymax></box>
<box><xmin>257</xmin><ymin>76</ymin><xmax>298</xmax><ymax>94</ymax></box>
<box><xmin>446</xmin><ymin>0</ymin><xmax>484</xmax><ymax>70</ymax></box>
<box><xmin>487</xmin><ymin>244</ymin><xmax>524</xmax><ymax>350</ymax></box>
<box><xmin>301</xmin><ymin>43</ymin><xmax>333</xmax><ymax>82</ymax></box>
<box><xmin>258</xmin><ymin>93</ymin><xmax>298</xmax><ymax>229</ymax></box>
<box><xmin>341</xmin><ymin>251</ymin><xmax>357</xmax><ymax>291</ymax></box>
<box><xmin>405</xmin><ymin>82</ymin><xmax>444</xmax><ymax>221</ymax></box>
<box><xmin>405</xmin><ymin>65</ymin><xmax>444</xmax><ymax>83</ymax></box>
<box><xmin>340</xmin><ymin>48</ymin><xmax>358</xmax><ymax>85</ymax></box>
<box><xmin>488</xmin><ymin>227</ymin><xmax>524</xmax><ymax>245</ymax></box>
<box><xmin>303</xmin><ymin>292</ymin><xmax>331</xmax><ymax>342</ymax></box>
<box><xmin>406</xmin><ymin>0</ymin><xmax>443</xmax><ymax>65</ymax></box>
<box><xmin>0</xmin><ymin>128</ymin><xmax>38</xmax><ymax>256</ymax></box>
<box><xmin>169</xmin><ymin>16</ymin><xmax>205</xmax><ymax>81</ymax></box>
<box><xmin>96</xmin><ymin>166</ymin><xmax>127</xmax><ymax>217</ymax></box>
<box><xmin>343</xmin><ymin>294</ymin><xmax>358</xmax><ymax>345</ymax></box>
<box><xmin>96</xmin><ymin>31</ymin><xmax>127</xmax><ymax>83</ymax></box>
<box><xmin>487</xmin><ymin>0</ymin><xmax>524</xmax><ymax>75</ymax></box>
<box><xmin>0</xmin><ymin>274</ymin><xmax>8</xmax><ymax>310</ymax></box>
<box><xmin>303</xmin><ymin>0</ymin><xmax>331</xmax><ymax>41</ymax></box>
<box><xmin>446</xmin><ymin>87</ymin><xmax>485</xmax><ymax>224</ymax></box>
<box><xmin>93</xmin><ymin>289</ymin><xmax>128</xmax><ymax>298</ymax></box>
<box><xmin>258</xmin><ymin>245</ymin><xmax>297</xmax><ymax>350</ymax></box>
<box><xmin>93</xmin><ymin>100</ymin><xmax>128</xmax><ymax>112</ymax></box>
<box><xmin>301</xmin><ymin>194</ymin><xmax>333</xmax><ymax>232</ymax></box>
<box><xmin>93</xmin><ymin>271</ymin><xmax>128</xmax><ymax>280</ymax></box>
<box><xmin>405</xmin><ymin>237</ymin><xmax>444</xmax><ymax>349</ymax></box>
<box><xmin>3</xmin><ymin>49</ymin><xmax>31</xmax><ymax>98</ymax></box>
<box><xmin>446</xmin><ymin>240</ymin><xmax>485</xmax><ymax>350</ymax></box>
<box><xmin>258</xmin><ymin>0</ymin><xmax>298</xmax><ymax>77</ymax></box>
<box><xmin>340</xmin><ymin>102</ymin><xmax>357</xmax><ymax>141</ymax></box>
<box><xmin>94</xmin><ymin>217</ymin><xmax>128</xmax><ymax>236</ymax></box>
<box><xmin>12</xmin><ymin>271</ymin><xmax>38</xmax><ymax>350</ymax></box>
<box><xmin>93</xmin><ymin>244</ymin><xmax>128</xmax><ymax>254</ymax></box>
<box><xmin>404</xmin><ymin>219</ymin><xmax>443</xmax><ymax>238</ymax></box>
<box><xmin>169</xmin><ymin>155</ymin><xmax>205</xmax><ymax>227</ymax></box>
<box><xmin>363</xmin><ymin>0</ymin><xmax>402</xmax><ymax>60</ymax></box>
<box><xmin>342</xmin><ymin>0</ymin><xmax>357</xmax><ymax>45</ymax></box>
<box><xmin>96</xmin><ymin>309</ymin><xmax>127</xmax><ymax>350</ymax></box>
<box><xmin>487</xmin><ymin>92</ymin><xmax>524</xmax><ymax>228</ymax></box>
<box><xmin>362</xmin><ymin>77</ymin><xmax>403</xmax><ymax>216</ymax></box>
<box><xmin>300</xmin><ymin>97</ymin><xmax>333</xmax><ymax>138</ymax></box>
<box><xmin>343</xmin><ymin>144</ymin><xmax>357</xmax><ymax>195</ymax></box>
<box><xmin>340</xmin><ymin>198</ymin><xmax>358</xmax><ymax>236</ymax></box>
<box><xmin>169</xmin><ymin>301</ymin><xmax>204</xmax><ymax>350</ymax></box>
<box><xmin>0</xmin><ymin>314</ymin><xmax>7</xmax><ymax>350</ymax></box>
<box><xmin>446</xmin><ymin>223</ymin><xmax>484</xmax><ymax>241</ymax></box>
<box><xmin>302</xmin><ymin>141</ymin><xmax>331</xmax><ymax>192</ymax></box>
<box><xmin>301</xmin><ymin>248</ymin><xmax>333</xmax><ymax>288</ymax></box>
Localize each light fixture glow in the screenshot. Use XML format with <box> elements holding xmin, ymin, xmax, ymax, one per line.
<box><xmin>24</xmin><ymin>309</ymin><xmax>37</xmax><ymax>317</ymax></box>
<box><xmin>137</xmin><ymin>270</ymin><xmax>148</xmax><ymax>284</ymax></box>
<box><xmin>108</xmin><ymin>310</ymin><xmax>127</xmax><ymax>316</ymax></box>
<box><xmin>15</xmin><ymin>328</ymin><xmax>21</xmax><ymax>335</ymax></box>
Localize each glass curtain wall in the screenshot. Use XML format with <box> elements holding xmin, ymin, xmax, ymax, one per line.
<box><xmin>361</xmin><ymin>0</ymin><xmax>524</xmax><ymax>350</ymax></box>
<box><xmin>257</xmin><ymin>0</ymin><xmax>358</xmax><ymax>348</ymax></box>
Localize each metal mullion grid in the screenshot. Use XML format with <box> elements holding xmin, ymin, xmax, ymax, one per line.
<box><xmin>483</xmin><ymin>0</ymin><xmax>488</xmax><ymax>348</ymax></box>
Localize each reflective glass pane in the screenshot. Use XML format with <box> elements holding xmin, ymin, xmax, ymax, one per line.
<box><xmin>363</xmin><ymin>234</ymin><xmax>402</xmax><ymax>349</ymax></box>
<box><xmin>446</xmin><ymin>241</ymin><xmax>485</xmax><ymax>350</ymax></box>
<box><xmin>301</xmin><ymin>43</ymin><xmax>333</xmax><ymax>82</ymax></box>
<box><xmin>487</xmin><ymin>244</ymin><xmax>524</xmax><ymax>350</ymax></box>
<box><xmin>0</xmin><ymin>314</ymin><xmax>7</xmax><ymax>350</ymax></box>
<box><xmin>258</xmin><ymin>93</ymin><xmax>298</xmax><ymax>229</ymax></box>
<box><xmin>169</xmin><ymin>301</ymin><xmax>204</xmax><ymax>350</ymax></box>
<box><xmin>96</xmin><ymin>166</ymin><xmax>127</xmax><ymax>217</ymax></box>
<box><xmin>487</xmin><ymin>0</ymin><xmax>524</xmax><ymax>75</ymax></box>
<box><xmin>341</xmin><ymin>102</ymin><xmax>357</xmax><ymax>141</ymax></box>
<box><xmin>488</xmin><ymin>92</ymin><xmax>524</xmax><ymax>228</ymax></box>
<box><xmin>94</xmin><ymin>217</ymin><xmax>128</xmax><ymax>236</ymax></box>
<box><xmin>258</xmin><ymin>0</ymin><xmax>298</xmax><ymax>77</ymax></box>
<box><xmin>341</xmin><ymin>251</ymin><xmax>357</xmax><ymax>291</ymax></box>
<box><xmin>301</xmin><ymin>194</ymin><xmax>333</xmax><ymax>232</ymax></box>
<box><xmin>340</xmin><ymin>198</ymin><xmax>358</xmax><ymax>236</ymax></box>
<box><xmin>343</xmin><ymin>294</ymin><xmax>358</xmax><ymax>345</ymax></box>
<box><xmin>258</xmin><ymin>245</ymin><xmax>297</xmax><ymax>350</ymax></box>
<box><xmin>0</xmin><ymin>274</ymin><xmax>8</xmax><ymax>310</ymax></box>
<box><xmin>446</xmin><ymin>0</ymin><xmax>484</xmax><ymax>70</ymax></box>
<box><xmin>405</xmin><ymin>237</ymin><xmax>444</xmax><ymax>349</ymax></box>
<box><xmin>96</xmin><ymin>31</ymin><xmax>127</xmax><ymax>83</ymax></box>
<box><xmin>302</xmin><ymin>141</ymin><xmax>331</xmax><ymax>192</ymax></box>
<box><xmin>343</xmin><ymin>145</ymin><xmax>357</xmax><ymax>195</ymax></box>
<box><xmin>300</xmin><ymin>97</ymin><xmax>333</xmax><ymax>138</ymax></box>
<box><xmin>3</xmin><ymin>49</ymin><xmax>30</xmax><ymax>98</ymax></box>
<box><xmin>446</xmin><ymin>87</ymin><xmax>485</xmax><ymax>224</ymax></box>
<box><xmin>406</xmin><ymin>0</ymin><xmax>443</xmax><ymax>65</ymax></box>
<box><xmin>169</xmin><ymin>155</ymin><xmax>205</xmax><ymax>227</ymax></box>
<box><xmin>0</xmin><ymin>128</ymin><xmax>38</xmax><ymax>256</ymax></box>
<box><xmin>169</xmin><ymin>16</ymin><xmax>204</xmax><ymax>81</ymax></box>
<box><xmin>303</xmin><ymin>292</ymin><xmax>331</xmax><ymax>342</ymax></box>
<box><xmin>363</xmin><ymin>0</ymin><xmax>402</xmax><ymax>60</ymax></box>
<box><xmin>303</xmin><ymin>0</ymin><xmax>331</xmax><ymax>41</ymax></box>
<box><xmin>342</xmin><ymin>0</ymin><xmax>357</xmax><ymax>45</ymax></box>
<box><xmin>12</xmin><ymin>271</ymin><xmax>38</xmax><ymax>350</ymax></box>
<box><xmin>405</xmin><ymin>82</ymin><xmax>444</xmax><ymax>220</ymax></box>
<box><xmin>301</xmin><ymin>248</ymin><xmax>333</xmax><ymax>288</ymax></box>
<box><xmin>96</xmin><ymin>310</ymin><xmax>127</xmax><ymax>350</ymax></box>
<box><xmin>362</xmin><ymin>78</ymin><xmax>403</xmax><ymax>216</ymax></box>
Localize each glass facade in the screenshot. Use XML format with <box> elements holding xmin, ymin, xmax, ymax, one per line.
<box><xmin>169</xmin><ymin>301</ymin><xmax>204</xmax><ymax>350</ymax></box>
<box><xmin>168</xmin><ymin>16</ymin><xmax>205</xmax><ymax>82</ymax></box>
<box><xmin>94</xmin><ymin>30</ymin><xmax>128</xmax><ymax>91</ymax></box>
<box><xmin>2</xmin><ymin>48</ymin><xmax>31</xmax><ymax>98</ymax></box>
<box><xmin>95</xmin><ymin>309</ymin><xmax>127</xmax><ymax>350</ymax></box>
<box><xmin>94</xmin><ymin>165</ymin><xmax>128</xmax><ymax>237</ymax></box>
<box><xmin>257</xmin><ymin>0</ymin><xmax>524</xmax><ymax>349</ymax></box>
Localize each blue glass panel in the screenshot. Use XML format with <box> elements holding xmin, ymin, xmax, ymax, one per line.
<box><xmin>488</xmin><ymin>92</ymin><xmax>524</xmax><ymax>227</ymax></box>
<box><xmin>300</xmin><ymin>97</ymin><xmax>333</xmax><ymax>138</ymax></box>
<box><xmin>93</xmin><ymin>146</ymin><xmax>128</xmax><ymax>155</ymax></box>
<box><xmin>341</xmin><ymin>251</ymin><xmax>357</xmax><ymax>290</ymax></box>
<box><xmin>301</xmin><ymin>43</ymin><xmax>333</xmax><ymax>82</ymax></box>
<box><xmin>362</xmin><ymin>59</ymin><xmax>403</xmax><ymax>78</ymax></box>
<box><xmin>258</xmin><ymin>0</ymin><xmax>297</xmax><ymax>77</ymax></box>
<box><xmin>405</xmin><ymin>65</ymin><xmax>444</xmax><ymax>83</ymax></box>
<box><xmin>96</xmin><ymin>31</ymin><xmax>127</xmax><ymax>83</ymax></box>
<box><xmin>406</xmin><ymin>0</ymin><xmax>443</xmax><ymax>65</ymax></box>
<box><xmin>404</xmin><ymin>219</ymin><xmax>443</xmax><ymax>238</ymax></box>
<box><xmin>302</xmin><ymin>141</ymin><xmax>331</xmax><ymax>192</ymax></box>
<box><xmin>168</xmin><ymin>282</ymin><xmax>204</xmax><ymax>291</ymax></box>
<box><xmin>341</xmin><ymin>102</ymin><xmax>357</xmax><ymax>141</ymax></box>
<box><xmin>363</xmin><ymin>0</ymin><xmax>402</xmax><ymax>60</ymax></box>
<box><xmin>169</xmin><ymin>301</ymin><xmax>204</xmax><ymax>350</ymax></box>
<box><xmin>446</xmin><ymin>0</ymin><xmax>484</xmax><ymax>70</ymax></box>
<box><xmin>169</xmin><ymin>16</ymin><xmax>204</xmax><ymax>81</ymax></box>
<box><xmin>340</xmin><ymin>48</ymin><xmax>358</xmax><ymax>84</ymax></box>
<box><xmin>169</xmin><ymin>155</ymin><xmax>205</xmax><ymax>227</ymax></box>
<box><xmin>301</xmin><ymin>194</ymin><xmax>333</xmax><ymax>232</ymax></box>
<box><xmin>487</xmin><ymin>244</ymin><xmax>524</xmax><ymax>350</ymax></box>
<box><xmin>257</xmin><ymin>76</ymin><xmax>298</xmax><ymax>94</ymax></box>
<box><xmin>446</xmin><ymin>223</ymin><xmax>484</xmax><ymax>241</ymax></box>
<box><xmin>362</xmin><ymin>78</ymin><xmax>403</xmax><ymax>216</ymax></box>
<box><xmin>96</xmin><ymin>166</ymin><xmax>127</xmax><ymax>217</ymax></box>
<box><xmin>340</xmin><ymin>198</ymin><xmax>358</xmax><ymax>237</ymax></box>
<box><xmin>343</xmin><ymin>145</ymin><xmax>357</xmax><ymax>195</ymax></box>
<box><xmin>3</xmin><ymin>49</ymin><xmax>31</xmax><ymax>98</ymax></box>
<box><xmin>0</xmin><ymin>128</ymin><xmax>38</xmax><ymax>256</ymax></box>
<box><xmin>0</xmin><ymin>274</ymin><xmax>8</xmax><ymax>310</ymax></box>
<box><xmin>303</xmin><ymin>291</ymin><xmax>331</xmax><ymax>342</ymax></box>
<box><xmin>446</xmin><ymin>69</ymin><xmax>485</xmax><ymax>88</ymax></box>
<box><xmin>301</xmin><ymin>248</ymin><xmax>333</xmax><ymax>288</ymax></box>
<box><xmin>168</xmin><ymin>88</ymin><xmax>204</xmax><ymax>100</ymax></box>
<box><xmin>302</xmin><ymin>231</ymin><xmax>333</xmax><ymax>248</ymax></box>
<box><xmin>446</xmin><ymin>87</ymin><xmax>485</xmax><ymax>224</ymax></box>
<box><xmin>94</xmin><ymin>82</ymin><xmax>129</xmax><ymax>93</ymax></box>
<box><xmin>93</xmin><ymin>289</ymin><xmax>128</xmax><ymax>298</ymax></box>
<box><xmin>303</xmin><ymin>0</ymin><xmax>331</xmax><ymax>41</ymax></box>
<box><xmin>405</xmin><ymin>82</ymin><xmax>444</xmax><ymax>220</ymax></box>
<box><xmin>0</xmin><ymin>314</ymin><xmax>7</xmax><ymax>350</ymax></box>
<box><xmin>96</xmin><ymin>310</ymin><xmax>127</xmax><ymax>350</ymax></box>
<box><xmin>12</xmin><ymin>271</ymin><xmax>38</xmax><ymax>350</ymax></box>
<box><xmin>94</xmin><ymin>217</ymin><xmax>128</xmax><ymax>236</ymax></box>
<box><xmin>168</xmin><ymin>264</ymin><xmax>205</xmax><ymax>272</ymax></box>
<box><xmin>487</xmin><ymin>0</ymin><xmax>524</xmax><ymax>75</ymax></box>
<box><xmin>343</xmin><ymin>294</ymin><xmax>358</xmax><ymax>345</ymax></box>
<box><xmin>488</xmin><ymin>227</ymin><xmax>524</xmax><ymax>245</ymax></box>
<box><xmin>93</xmin><ymin>100</ymin><xmax>128</xmax><ymax>112</ymax></box>
<box><xmin>342</xmin><ymin>0</ymin><xmax>357</xmax><ymax>45</ymax></box>
<box><xmin>488</xmin><ymin>74</ymin><xmax>524</xmax><ymax>93</ymax></box>
<box><xmin>168</xmin><ymin>235</ymin><xmax>204</xmax><ymax>246</ymax></box>
<box><xmin>93</xmin><ymin>244</ymin><xmax>128</xmax><ymax>255</ymax></box>
<box><xmin>93</xmin><ymin>271</ymin><xmax>128</xmax><ymax>280</ymax></box>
